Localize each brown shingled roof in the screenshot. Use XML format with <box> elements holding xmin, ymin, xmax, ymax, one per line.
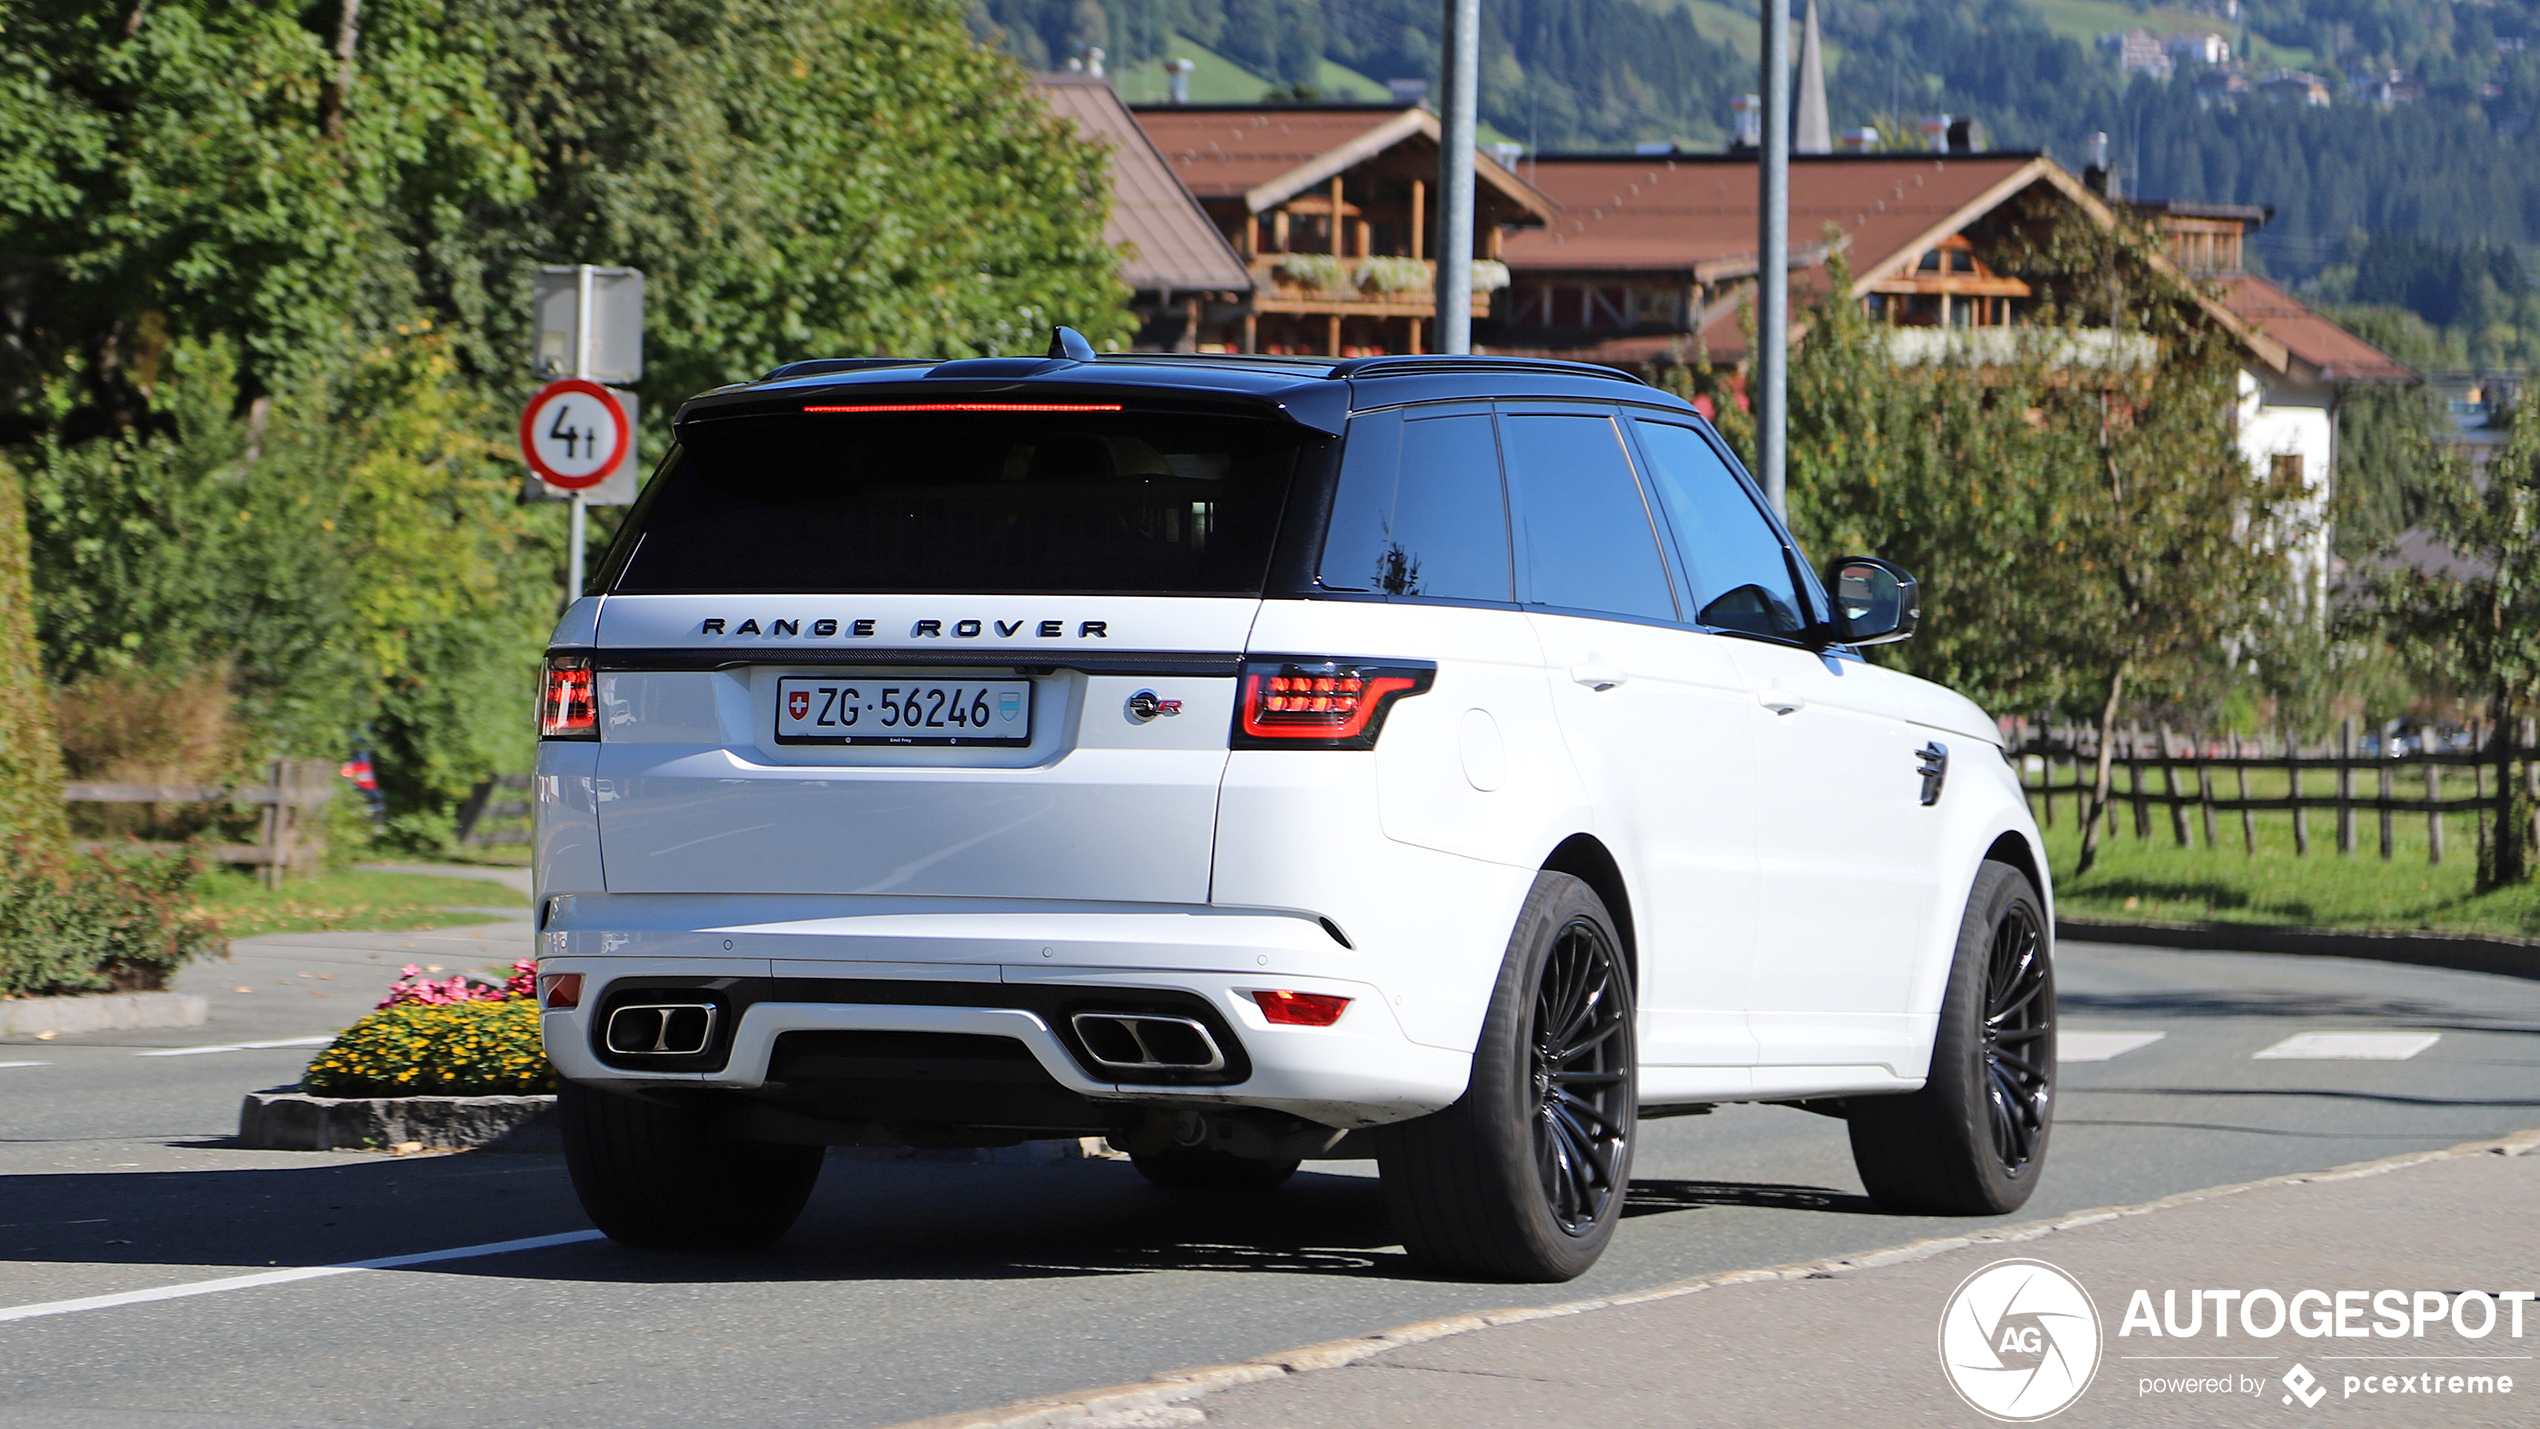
<box><xmin>1503</xmin><ymin>154</ymin><xmax>2047</xmax><ymax>279</ymax></box>
<box><xmin>1034</xmin><ymin>77</ymin><xmax>1252</xmax><ymax>296</ymax></box>
<box><xmin>2216</xmin><ymin>273</ymin><xmax>2416</xmax><ymax>383</ymax></box>
<box><xmin>1131</xmin><ymin>104</ymin><xmax>1554</xmax><ymax>221</ymax></box>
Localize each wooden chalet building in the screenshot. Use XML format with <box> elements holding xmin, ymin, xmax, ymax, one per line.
<box><xmin>1129</xmin><ymin>103</ymin><xmax>1556</xmax><ymax>355</ymax></box>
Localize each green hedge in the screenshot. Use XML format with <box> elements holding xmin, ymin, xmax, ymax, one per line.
<box><xmin>300</xmin><ymin>998</ymin><xmax>557</xmax><ymax>1098</ymax></box>
<box><xmin>0</xmin><ymin>843</ymin><xmax>222</xmax><ymax>998</ymax></box>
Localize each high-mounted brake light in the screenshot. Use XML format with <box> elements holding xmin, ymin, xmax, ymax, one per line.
<box><xmin>801</xmin><ymin>402</ymin><xmax>1123</xmax><ymax>414</ymax></box>
<box><xmin>1252</xmin><ymin>990</ymin><xmax>1352</xmax><ymax>1027</ymax></box>
<box><xmin>539</xmin><ymin>655</ymin><xmax>597</xmax><ymax>740</ymax></box>
<box><xmin>1233</xmin><ymin>659</ymin><xmax>1433</xmax><ymax>749</ymax></box>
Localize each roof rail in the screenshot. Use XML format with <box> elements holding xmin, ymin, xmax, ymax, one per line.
<box><xmin>1330</xmin><ymin>355</ymin><xmax>1649</xmax><ymax>386</ymax></box>
<box><xmin>760</xmin><ymin>358</ymin><xmax>932</xmax><ymax>381</ymax></box>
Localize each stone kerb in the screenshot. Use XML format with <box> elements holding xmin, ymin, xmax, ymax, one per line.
<box><xmin>0</xmin><ymin>991</ymin><xmax>206</xmax><ymax>1037</ymax></box>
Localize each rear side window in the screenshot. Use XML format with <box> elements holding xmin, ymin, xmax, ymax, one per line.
<box><xmin>1630</xmin><ymin>420</ymin><xmax>1807</xmax><ymax>638</ymax></box>
<box><xmin>1317</xmin><ymin>411</ymin><xmax>1512</xmax><ymax>601</ymax></box>
<box><xmin>1498</xmin><ymin>413</ymin><xmax>1677</xmax><ymax>622</ymax></box>
<box><xmin>612</xmin><ymin>412</ymin><xmax>1303</xmax><ymax>595</ymax></box>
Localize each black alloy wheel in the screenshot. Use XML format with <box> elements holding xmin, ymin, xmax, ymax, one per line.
<box><xmin>1379</xmin><ymin>871</ymin><xmax>1638</xmax><ymax>1282</ymax></box>
<box><xmin>1531</xmin><ymin>915</ymin><xmax>1633</xmax><ymax>1235</ymax></box>
<box><xmin>1980</xmin><ymin>892</ymin><xmax>2052</xmax><ymax>1177</ymax></box>
<box><xmin>1847</xmin><ymin>861</ymin><xmax>2055</xmax><ymax>1216</ymax></box>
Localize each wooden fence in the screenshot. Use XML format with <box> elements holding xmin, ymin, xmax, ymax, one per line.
<box><xmin>2008</xmin><ymin>717</ymin><xmax>2540</xmax><ymax>864</ymax></box>
<box><xmin>63</xmin><ymin>758</ymin><xmax>337</xmax><ymax>883</ymax></box>
<box><xmin>454</xmin><ymin>774</ymin><xmax>532</xmax><ymax>849</ymax></box>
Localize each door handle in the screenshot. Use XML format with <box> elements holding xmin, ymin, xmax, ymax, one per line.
<box><xmin>1756</xmin><ymin>689</ymin><xmax>1806</xmax><ymax>715</ymax></box>
<box><xmin>1569</xmin><ymin>664</ymin><xmax>1627</xmax><ymax>691</ymax></box>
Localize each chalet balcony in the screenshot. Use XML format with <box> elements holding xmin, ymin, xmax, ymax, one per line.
<box><xmin>1247</xmin><ymin>255</ymin><xmax>1507</xmax><ymax>319</ymax></box>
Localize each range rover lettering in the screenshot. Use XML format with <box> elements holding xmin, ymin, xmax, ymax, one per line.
<box><xmin>533</xmin><ymin>331</ymin><xmax>2056</xmax><ymax>1282</ymax></box>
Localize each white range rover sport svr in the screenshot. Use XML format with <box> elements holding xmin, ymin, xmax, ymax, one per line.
<box><xmin>533</xmin><ymin>332</ymin><xmax>2056</xmax><ymax>1283</ymax></box>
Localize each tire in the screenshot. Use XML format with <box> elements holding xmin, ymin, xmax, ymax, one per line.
<box><xmin>1848</xmin><ymin>860</ymin><xmax>2055</xmax><ymax>1216</ymax></box>
<box><xmin>1378</xmin><ymin>871</ymin><xmax>1637</xmax><ymax>1282</ymax></box>
<box><xmin>558</xmin><ymin>1082</ymin><xmax>825</xmax><ymax>1250</ymax></box>
<box><xmin>1130</xmin><ymin>1144</ymin><xmax>1300</xmax><ymax>1192</ymax></box>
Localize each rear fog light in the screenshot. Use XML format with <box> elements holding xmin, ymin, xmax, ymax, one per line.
<box><xmin>539</xmin><ymin>974</ymin><xmax>583</xmax><ymax>1010</ymax></box>
<box><xmin>1252</xmin><ymin>990</ymin><xmax>1351</xmax><ymax>1027</ymax></box>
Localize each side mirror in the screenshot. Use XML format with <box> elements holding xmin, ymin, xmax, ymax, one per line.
<box><xmin>1826</xmin><ymin>556</ymin><xmax>1920</xmax><ymax>645</ymax></box>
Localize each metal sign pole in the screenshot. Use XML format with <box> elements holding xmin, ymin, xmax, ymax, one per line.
<box><xmin>569</xmin><ymin>263</ymin><xmax>593</xmax><ymax>599</ymax></box>
<box><xmin>1758</xmin><ymin>0</ymin><xmax>1791</xmax><ymax>517</ymax></box>
<box><xmin>1434</xmin><ymin>0</ymin><xmax>1480</xmax><ymax>355</ymax></box>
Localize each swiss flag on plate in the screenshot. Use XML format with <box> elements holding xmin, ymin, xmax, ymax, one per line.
<box><xmin>787</xmin><ymin>690</ymin><xmax>811</xmax><ymax>720</ymax></box>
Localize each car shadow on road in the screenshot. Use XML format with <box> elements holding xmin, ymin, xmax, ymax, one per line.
<box><xmin>0</xmin><ymin>1150</ymin><xmax>1915</xmax><ymax>1294</ymax></box>
<box><xmin>2059</xmin><ymin>988</ymin><xmax>2540</xmax><ymax>1033</ymax></box>
<box><xmin>0</xmin><ymin>1153</ymin><xmax>1409</xmax><ymax>1286</ymax></box>
<box><xmin>1621</xmin><ymin>1177</ymin><xmax>1882</xmax><ymax>1218</ymax></box>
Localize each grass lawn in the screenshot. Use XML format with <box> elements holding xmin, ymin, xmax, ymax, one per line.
<box><xmin>191</xmin><ymin>868</ymin><xmax>527</xmax><ymax>939</ymax></box>
<box><xmin>2035</xmin><ymin>796</ymin><xmax>2540</xmax><ymax>939</ymax></box>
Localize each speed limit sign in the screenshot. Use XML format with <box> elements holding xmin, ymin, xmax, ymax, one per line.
<box><xmin>520</xmin><ymin>378</ymin><xmax>629</xmax><ymax>491</ymax></box>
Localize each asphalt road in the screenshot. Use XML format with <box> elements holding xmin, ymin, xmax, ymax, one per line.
<box><xmin>3</xmin><ymin>916</ymin><xmax>2537</xmax><ymax>1429</ymax></box>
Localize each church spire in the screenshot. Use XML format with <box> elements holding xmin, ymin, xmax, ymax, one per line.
<box><xmin>1795</xmin><ymin>0</ymin><xmax>1831</xmax><ymax>155</ymax></box>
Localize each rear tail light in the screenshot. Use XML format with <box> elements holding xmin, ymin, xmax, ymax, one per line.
<box><xmin>1251</xmin><ymin>989</ymin><xmax>1352</xmax><ymax>1027</ymax></box>
<box><xmin>1234</xmin><ymin>658</ymin><xmax>1433</xmax><ymax>749</ymax></box>
<box><xmin>538</xmin><ymin>973</ymin><xmax>583</xmax><ymax>1010</ymax></box>
<box><xmin>539</xmin><ymin>655</ymin><xmax>597</xmax><ymax>740</ymax></box>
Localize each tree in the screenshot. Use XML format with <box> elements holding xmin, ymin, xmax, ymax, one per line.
<box><xmin>2375</xmin><ymin>421</ymin><xmax>2540</xmax><ymax>890</ymax></box>
<box><xmin>1745</xmin><ymin>224</ymin><xmax>2308</xmax><ymax>879</ymax></box>
<box><xmin>1</xmin><ymin>0</ymin><xmax>1134</xmax><ymax>839</ymax></box>
<box><xmin>0</xmin><ymin>457</ymin><xmax>68</xmax><ymax>852</ymax></box>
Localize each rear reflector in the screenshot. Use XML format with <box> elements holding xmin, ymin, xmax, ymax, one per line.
<box><xmin>1234</xmin><ymin>659</ymin><xmax>1434</xmax><ymax>749</ymax></box>
<box><xmin>538</xmin><ymin>974</ymin><xmax>583</xmax><ymax>1010</ymax></box>
<box><xmin>801</xmin><ymin>402</ymin><xmax>1122</xmax><ymax>414</ymax></box>
<box><xmin>1251</xmin><ymin>990</ymin><xmax>1351</xmax><ymax>1027</ymax></box>
<box><xmin>539</xmin><ymin>655</ymin><xmax>597</xmax><ymax>740</ymax></box>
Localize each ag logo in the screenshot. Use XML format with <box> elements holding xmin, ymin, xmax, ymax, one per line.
<box><xmin>1938</xmin><ymin>1259</ymin><xmax>2102</xmax><ymax>1421</ymax></box>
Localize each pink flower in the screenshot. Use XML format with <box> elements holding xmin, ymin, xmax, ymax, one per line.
<box><xmin>375</xmin><ymin>961</ymin><xmax>525</xmax><ymax>1010</ymax></box>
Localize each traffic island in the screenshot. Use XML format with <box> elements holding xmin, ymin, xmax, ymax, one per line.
<box><xmin>239</xmin><ymin>1089</ymin><xmax>557</xmax><ymax>1153</ymax></box>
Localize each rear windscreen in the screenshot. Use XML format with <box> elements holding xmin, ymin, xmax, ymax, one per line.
<box><xmin>610</xmin><ymin>412</ymin><xmax>1305</xmax><ymax>595</ymax></box>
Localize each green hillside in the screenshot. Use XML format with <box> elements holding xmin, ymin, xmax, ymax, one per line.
<box><xmin>1108</xmin><ymin>35</ymin><xmax>1390</xmax><ymax>105</ymax></box>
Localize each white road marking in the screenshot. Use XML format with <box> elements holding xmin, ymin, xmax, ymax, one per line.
<box><xmin>0</xmin><ymin>1229</ymin><xmax>605</xmax><ymax>1326</ymax></box>
<box><xmin>2254</xmin><ymin>1031</ymin><xmax>2442</xmax><ymax>1061</ymax></box>
<box><xmin>2059</xmin><ymin>1030</ymin><xmax>2166</xmax><ymax>1063</ymax></box>
<box><xmin>0</xmin><ymin>1061</ymin><xmax>50</xmax><ymax>1070</ymax></box>
<box><xmin>134</xmin><ymin>1036</ymin><xmax>335</xmax><ymax>1058</ymax></box>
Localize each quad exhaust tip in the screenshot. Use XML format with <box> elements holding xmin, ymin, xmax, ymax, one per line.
<box><xmin>1070</xmin><ymin>1012</ymin><xmax>1226</xmax><ymax>1073</ymax></box>
<box><xmin>604</xmin><ymin>1003</ymin><xmax>720</xmax><ymax>1057</ymax></box>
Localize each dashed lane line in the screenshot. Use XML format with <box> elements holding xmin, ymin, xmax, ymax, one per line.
<box><xmin>2255</xmin><ymin>1032</ymin><xmax>2443</xmax><ymax>1061</ymax></box>
<box><xmin>0</xmin><ymin>1230</ymin><xmax>606</xmax><ymax>1326</ymax></box>
<box><xmin>2059</xmin><ymin>1030</ymin><xmax>2166</xmax><ymax>1062</ymax></box>
<box><xmin>133</xmin><ymin>1036</ymin><xmax>336</xmax><ymax>1058</ymax></box>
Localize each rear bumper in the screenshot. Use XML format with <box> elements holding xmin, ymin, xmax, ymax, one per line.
<box><xmin>535</xmin><ymin>900</ymin><xmax>1471</xmax><ymax>1128</ymax></box>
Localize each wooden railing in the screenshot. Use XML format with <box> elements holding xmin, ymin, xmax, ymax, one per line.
<box><xmin>455</xmin><ymin>774</ymin><xmax>532</xmax><ymax>849</ymax></box>
<box><xmin>2007</xmin><ymin>717</ymin><xmax>2540</xmax><ymax>863</ymax></box>
<box><xmin>63</xmin><ymin>758</ymin><xmax>336</xmax><ymax>881</ymax></box>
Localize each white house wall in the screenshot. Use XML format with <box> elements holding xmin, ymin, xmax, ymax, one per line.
<box><xmin>2237</xmin><ymin>366</ymin><xmax>2336</xmax><ymax>608</ymax></box>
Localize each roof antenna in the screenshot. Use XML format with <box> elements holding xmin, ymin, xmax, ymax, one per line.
<box><xmin>1047</xmin><ymin>326</ymin><xmax>1097</xmax><ymax>362</ymax></box>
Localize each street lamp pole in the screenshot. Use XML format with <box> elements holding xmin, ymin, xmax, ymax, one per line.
<box><xmin>1758</xmin><ymin>0</ymin><xmax>1790</xmax><ymax>516</ymax></box>
<box><xmin>1435</xmin><ymin>0</ymin><xmax>1480</xmax><ymax>355</ymax></box>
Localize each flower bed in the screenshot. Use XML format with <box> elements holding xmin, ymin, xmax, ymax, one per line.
<box><xmin>299</xmin><ymin>958</ymin><xmax>557</xmax><ymax>1097</ymax></box>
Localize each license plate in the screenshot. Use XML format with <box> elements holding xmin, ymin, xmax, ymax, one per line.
<box><xmin>775</xmin><ymin>677</ymin><xmax>1032</xmax><ymax>746</ymax></box>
